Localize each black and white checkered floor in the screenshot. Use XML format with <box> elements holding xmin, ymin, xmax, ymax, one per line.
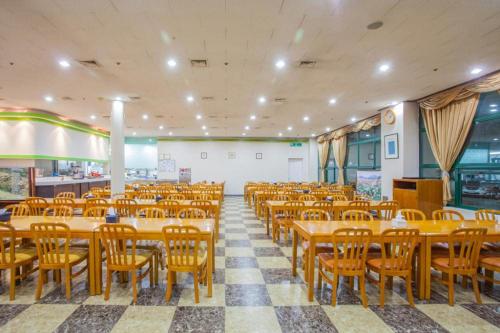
<box><xmin>0</xmin><ymin>196</ymin><xmax>499</xmax><ymax>332</ymax></box>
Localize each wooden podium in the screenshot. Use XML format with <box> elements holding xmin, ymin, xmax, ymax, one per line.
<box><xmin>393</xmin><ymin>178</ymin><xmax>443</xmax><ymax>219</ymax></box>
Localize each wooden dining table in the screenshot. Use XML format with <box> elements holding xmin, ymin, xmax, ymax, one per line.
<box><xmin>7</xmin><ymin>216</ymin><xmax>216</xmax><ymax>298</ymax></box>
<box><xmin>291</xmin><ymin>219</ymin><xmax>500</xmax><ymax>302</ymax></box>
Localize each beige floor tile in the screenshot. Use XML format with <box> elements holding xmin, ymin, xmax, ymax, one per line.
<box><xmin>2</xmin><ymin>304</ymin><xmax>78</xmax><ymax>333</ymax></box>
<box><xmin>84</xmin><ymin>284</ymin><xmax>136</xmax><ymax>305</ymax></box>
<box><xmin>250</xmin><ymin>240</ymin><xmax>278</xmax><ymax>248</ymax></box>
<box><xmin>266</xmin><ymin>284</ymin><xmax>318</xmax><ymax>305</ymax></box>
<box><xmin>111</xmin><ymin>306</ymin><xmax>176</xmax><ymax>333</ymax></box>
<box><xmin>256</xmin><ymin>257</ymin><xmax>293</xmax><ymax>269</ymax></box>
<box><xmin>225</xmin><ymin>268</ymin><xmax>265</xmax><ymax>284</ymax></box>
<box><xmin>246</xmin><ymin>228</ymin><xmax>266</xmax><ymax>234</ymax></box>
<box><xmin>225</xmin><ymin>247</ymin><xmax>255</xmax><ymax>257</ymax></box>
<box><xmin>365</xmin><ymin>282</ymin><xmax>409</xmax><ymax>305</ymax></box>
<box><xmin>225</xmin><ymin>306</ymin><xmax>281</xmax><ymax>333</ymax></box>
<box><xmin>322</xmin><ymin>305</ymin><xmax>393</xmax><ymax>333</ymax></box>
<box><xmin>177</xmin><ymin>284</ymin><xmax>226</xmax><ymax>306</ymax></box>
<box><xmin>280</xmin><ymin>246</ymin><xmax>303</xmax><ymax>257</ymax></box>
<box><xmin>215</xmin><ymin>256</ymin><xmax>226</xmax><ymax>269</ymax></box>
<box><xmin>225</xmin><ymin>233</ymin><xmax>250</xmax><ymax>240</ymax></box>
<box><xmin>417</xmin><ymin>304</ymin><xmax>498</xmax><ymax>333</ymax></box>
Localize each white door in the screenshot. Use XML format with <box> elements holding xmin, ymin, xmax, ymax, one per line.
<box><xmin>288</xmin><ymin>158</ymin><xmax>303</xmax><ymax>182</ymax></box>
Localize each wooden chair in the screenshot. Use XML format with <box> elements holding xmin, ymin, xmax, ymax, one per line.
<box><xmin>342</xmin><ymin>210</ymin><xmax>374</xmax><ymax>221</ymax></box>
<box><xmin>430</xmin><ymin>228</ymin><xmax>486</xmax><ymax>306</ymax></box>
<box><xmin>298</xmin><ymin>194</ymin><xmax>316</xmax><ymax>201</ymax></box>
<box><xmin>0</xmin><ymin>224</ymin><xmax>38</xmax><ymax>300</ymax></box>
<box><xmin>99</xmin><ymin>224</ymin><xmax>155</xmax><ymax>304</ymax></box>
<box><xmin>377</xmin><ymin>201</ymin><xmax>399</xmax><ymax>220</ymax></box>
<box><xmin>137</xmin><ymin>207</ymin><xmax>165</xmax><ymax>219</ymax></box>
<box><xmin>83</xmin><ymin>206</ymin><xmax>107</xmax><ymax>219</ymax></box>
<box><xmin>85</xmin><ymin>198</ymin><xmax>108</xmax><ymax>210</ymax></box>
<box><xmin>43</xmin><ymin>205</ymin><xmax>73</xmax><ymax>218</ymax></box>
<box><xmin>331</xmin><ymin>194</ymin><xmax>348</xmax><ymax>201</ymax></box>
<box><xmin>399</xmin><ymin>209</ymin><xmax>426</xmax><ymax>221</ymax></box>
<box><xmin>475</xmin><ymin>209</ymin><xmax>500</xmax><ymax>222</ymax></box>
<box><xmin>194</xmin><ymin>194</ymin><xmax>213</xmax><ymax>201</ymax></box>
<box><xmin>138</xmin><ymin>193</ymin><xmax>156</xmax><ymax>200</ymax></box>
<box><xmin>432</xmin><ymin>209</ymin><xmax>464</xmax><ymax>221</ymax></box>
<box><xmin>272</xmin><ymin>194</ymin><xmax>290</xmax><ymax>201</ymax></box>
<box><xmin>478</xmin><ymin>255</ymin><xmax>500</xmax><ymax>285</ymax></box>
<box><xmin>54</xmin><ymin>197</ymin><xmax>75</xmax><ymax>207</ymax></box>
<box><xmin>157</xmin><ymin>200</ymin><xmax>181</xmax><ymax>218</ymax></box>
<box><xmin>31</xmin><ymin>223</ymin><xmax>89</xmax><ymax>300</ymax></box>
<box><xmin>25</xmin><ymin>197</ymin><xmax>48</xmax><ymax>216</ymax></box>
<box><xmin>4</xmin><ymin>204</ymin><xmax>29</xmax><ymax>217</ymax></box>
<box><xmin>167</xmin><ymin>194</ymin><xmax>185</xmax><ymax>201</ymax></box>
<box><xmin>317</xmin><ymin>228</ymin><xmax>372</xmax><ymax>307</ymax></box>
<box><xmin>300</xmin><ymin>208</ymin><xmax>330</xmax><ymax>221</ymax></box>
<box><xmin>114</xmin><ymin>198</ymin><xmax>138</xmax><ymax>217</ymax></box>
<box><xmin>273</xmin><ymin>201</ymin><xmax>304</xmax><ymax>242</ymax></box>
<box><xmin>162</xmin><ymin>225</ymin><xmax>208</xmax><ymax>303</ymax></box>
<box><xmin>177</xmin><ymin>208</ymin><xmax>207</xmax><ymax>219</ymax></box>
<box><xmin>354</xmin><ymin>194</ymin><xmax>370</xmax><ymax>201</ymax></box>
<box><xmin>190</xmin><ymin>200</ymin><xmax>214</xmax><ymax>217</ymax></box>
<box><xmin>348</xmin><ymin>200</ymin><xmax>370</xmax><ymax>211</ymax></box>
<box><xmin>366</xmin><ymin>229</ymin><xmax>419</xmax><ymax>307</ymax></box>
<box><xmin>81</xmin><ymin>191</ymin><xmax>97</xmax><ymax>199</ymax></box>
<box><xmin>56</xmin><ymin>192</ymin><xmax>76</xmax><ymax>199</ymax></box>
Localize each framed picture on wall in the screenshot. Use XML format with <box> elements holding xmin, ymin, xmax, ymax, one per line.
<box><xmin>384</xmin><ymin>133</ymin><xmax>399</xmax><ymax>159</ymax></box>
<box><xmin>256</xmin><ymin>153</ymin><xmax>263</xmax><ymax>159</ymax></box>
<box><xmin>201</xmin><ymin>152</ymin><xmax>207</xmax><ymax>159</ymax></box>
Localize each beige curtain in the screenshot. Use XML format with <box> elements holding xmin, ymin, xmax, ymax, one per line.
<box><xmin>318</xmin><ymin>141</ymin><xmax>330</xmax><ymax>182</ymax></box>
<box><xmin>331</xmin><ymin>136</ymin><xmax>347</xmax><ymax>185</ymax></box>
<box><xmin>318</xmin><ymin>114</ymin><xmax>381</xmax><ymax>143</ymax></box>
<box><xmin>421</xmin><ymin>95</ymin><xmax>479</xmax><ymax>203</ymax></box>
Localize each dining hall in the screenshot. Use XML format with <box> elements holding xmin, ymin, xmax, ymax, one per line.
<box><xmin>0</xmin><ymin>1</ymin><xmax>499</xmax><ymax>332</ymax></box>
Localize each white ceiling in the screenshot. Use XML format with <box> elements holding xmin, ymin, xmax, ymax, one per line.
<box><xmin>0</xmin><ymin>0</ymin><xmax>499</xmax><ymax>137</ymax></box>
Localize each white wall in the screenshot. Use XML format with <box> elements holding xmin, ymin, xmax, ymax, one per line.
<box><xmin>125</xmin><ymin>143</ymin><xmax>158</xmax><ymax>169</ymax></box>
<box><xmin>0</xmin><ymin>120</ymin><xmax>109</xmax><ymax>161</ymax></box>
<box><xmin>307</xmin><ymin>138</ymin><xmax>319</xmax><ymax>182</ymax></box>
<box><xmin>381</xmin><ymin>102</ymin><xmax>420</xmax><ymax>199</ymax></box>
<box><xmin>157</xmin><ymin>140</ymin><xmax>312</xmax><ymax>195</ymax></box>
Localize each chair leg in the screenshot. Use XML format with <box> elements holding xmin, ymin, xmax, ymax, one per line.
<box><xmin>35</xmin><ymin>269</ymin><xmax>44</xmax><ymax>300</ymax></box>
<box><xmin>149</xmin><ymin>259</ymin><xmax>154</xmax><ymax>287</ymax></box>
<box><xmin>448</xmin><ymin>273</ymin><xmax>455</xmax><ymax>306</ymax></box>
<box><xmin>193</xmin><ymin>269</ymin><xmax>200</xmax><ymax>304</ymax></box>
<box><xmin>65</xmin><ymin>267</ymin><xmax>72</xmax><ymax>301</ymax></box>
<box><xmin>165</xmin><ymin>271</ymin><xmax>173</xmax><ymax>302</ymax></box>
<box><xmin>471</xmin><ymin>274</ymin><xmax>482</xmax><ymax>304</ymax></box>
<box><xmin>359</xmin><ymin>274</ymin><xmax>368</xmax><ymax>308</ymax></box>
<box><xmin>379</xmin><ymin>273</ymin><xmax>385</xmax><ymax>308</ymax></box>
<box><xmin>317</xmin><ymin>262</ymin><xmax>322</xmax><ymax>289</ymax></box>
<box><xmin>406</xmin><ymin>274</ymin><xmax>414</xmax><ymax>307</ymax></box>
<box><xmin>131</xmin><ymin>270</ymin><xmax>137</xmax><ymax>304</ymax></box>
<box><xmin>331</xmin><ymin>273</ymin><xmax>338</xmax><ymax>306</ymax></box>
<box><xmin>105</xmin><ymin>269</ymin><xmax>112</xmax><ymax>301</ymax></box>
<box><xmin>9</xmin><ymin>267</ymin><xmax>16</xmax><ymax>301</ymax></box>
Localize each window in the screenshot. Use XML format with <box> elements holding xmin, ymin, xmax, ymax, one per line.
<box><xmin>420</xmin><ymin>91</ymin><xmax>500</xmax><ymax>209</ymax></box>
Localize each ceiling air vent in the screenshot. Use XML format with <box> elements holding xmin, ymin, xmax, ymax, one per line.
<box><xmin>155</xmin><ymin>115</ymin><xmax>164</xmax><ymax>119</ymax></box>
<box><xmin>61</xmin><ymin>96</ymin><xmax>73</xmax><ymax>101</ymax></box>
<box><xmin>190</xmin><ymin>59</ymin><xmax>208</xmax><ymax>67</ymax></box>
<box><xmin>208</xmin><ymin>115</ymin><xmax>218</xmax><ymax>119</ymax></box>
<box><xmin>202</xmin><ymin>96</ymin><xmax>215</xmax><ymax>101</ymax></box>
<box><xmin>77</xmin><ymin>59</ymin><xmax>101</xmax><ymax>68</ymax></box>
<box><xmin>103</xmin><ymin>115</ymin><xmax>111</xmax><ymax>119</ymax></box>
<box><xmin>298</xmin><ymin>60</ymin><xmax>317</xmax><ymax>68</ymax></box>
<box><xmin>128</xmin><ymin>96</ymin><xmax>141</xmax><ymax>101</ymax></box>
<box><xmin>274</xmin><ymin>98</ymin><xmax>287</xmax><ymax>104</ymax></box>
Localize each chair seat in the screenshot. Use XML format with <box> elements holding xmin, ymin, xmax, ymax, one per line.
<box><xmin>170</xmin><ymin>251</ymin><xmax>207</xmax><ymax>267</ymax></box>
<box><xmin>431</xmin><ymin>257</ymin><xmax>474</xmax><ymax>269</ymax></box>
<box><xmin>125</xmin><ymin>250</ymin><xmax>154</xmax><ymax>266</ymax></box>
<box><xmin>479</xmin><ymin>256</ymin><xmax>500</xmax><ymax>269</ymax></box>
<box><xmin>318</xmin><ymin>253</ymin><xmax>363</xmax><ymax>270</ymax></box>
<box><xmin>366</xmin><ymin>257</ymin><xmax>406</xmax><ymax>271</ymax></box>
<box><xmin>44</xmin><ymin>248</ymin><xmax>88</xmax><ymax>264</ymax></box>
<box><xmin>3</xmin><ymin>247</ymin><xmax>37</xmax><ymax>264</ymax></box>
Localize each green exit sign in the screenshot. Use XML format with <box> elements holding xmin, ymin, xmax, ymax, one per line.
<box><xmin>289</xmin><ymin>142</ymin><xmax>302</xmax><ymax>147</ymax></box>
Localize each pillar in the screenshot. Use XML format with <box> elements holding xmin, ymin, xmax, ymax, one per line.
<box><xmin>110</xmin><ymin>100</ymin><xmax>125</xmax><ymax>195</ymax></box>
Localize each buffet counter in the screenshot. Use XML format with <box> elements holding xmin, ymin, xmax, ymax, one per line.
<box><xmin>35</xmin><ymin>176</ymin><xmax>111</xmax><ymax>198</ymax></box>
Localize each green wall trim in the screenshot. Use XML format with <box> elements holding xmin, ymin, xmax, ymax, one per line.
<box><xmin>125</xmin><ymin>137</ymin><xmax>158</xmax><ymax>144</ymax></box>
<box><xmin>0</xmin><ymin>154</ymin><xmax>108</xmax><ymax>163</ymax></box>
<box><xmin>156</xmin><ymin>137</ymin><xmax>309</xmax><ymax>143</ymax></box>
<box><xmin>0</xmin><ymin>112</ymin><xmax>109</xmax><ymax>138</ymax></box>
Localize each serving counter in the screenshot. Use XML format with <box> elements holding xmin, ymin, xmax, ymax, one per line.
<box><xmin>35</xmin><ymin>176</ymin><xmax>110</xmax><ymax>198</ymax></box>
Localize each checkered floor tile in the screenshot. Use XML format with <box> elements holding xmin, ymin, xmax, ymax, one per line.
<box><xmin>0</xmin><ymin>196</ymin><xmax>499</xmax><ymax>332</ymax></box>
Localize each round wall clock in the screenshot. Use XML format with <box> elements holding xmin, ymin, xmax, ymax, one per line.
<box><xmin>383</xmin><ymin>109</ymin><xmax>396</xmax><ymax>124</ymax></box>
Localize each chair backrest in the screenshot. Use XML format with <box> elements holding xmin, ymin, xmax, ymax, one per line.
<box><xmin>353</xmin><ymin>194</ymin><xmax>370</xmax><ymax>201</ymax></box>
<box><xmin>138</xmin><ymin>193</ymin><xmax>156</xmax><ymax>200</ymax></box>
<box><xmin>167</xmin><ymin>194</ymin><xmax>185</xmax><ymax>201</ymax></box>
<box><xmin>475</xmin><ymin>209</ymin><xmax>499</xmax><ymax>222</ymax></box>
<box><xmin>194</xmin><ymin>194</ymin><xmax>213</xmax><ymax>201</ymax></box>
<box><xmin>25</xmin><ymin>197</ymin><xmax>48</xmax><ymax>216</ymax></box>
<box><xmin>331</xmin><ymin>228</ymin><xmax>372</xmax><ymax>273</ymax></box>
<box><xmin>284</xmin><ymin>200</ymin><xmax>305</xmax><ymax>207</ymax></box>
<box><xmin>86</xmin><ymin>198</ymin><xmax>108</xmax><ymax>208</ymax></box>
<box><xmin>378</xmin><ymin>201</ymin><xmax>399</xmax><ymax>220</ymax></box>
<box><xmin>137</xmin><ymin>207</ymin><xmax>166</xmax><ymax>219</ymax></box>
<box><xmin>53</xmin><ymin>197</ymin><xmax>75</xmax><ymax>207</ymax></box>
<box><xmin>99</xmin><ymin>224</ymin><xmax>139</xmax><ymax>269</ymax></box>
<box><xmin>348</xmin><ymin>200</ymin><xmax>370</xmax><ymax>211</ymax></box>
<box><xmin>4</xmin><ymin>204</ymin><xmax>29</xmax><ymax>217</ymax></box>
<box><xmin>312</xmin><ymin>201</ymin><xmax>332</xmax><ymax>208</ymax></box>
<box><xmin>31</xmin><ymin>222</ymin><xmax>71</xmax><ymax>268</ymax></box>
<box><xmin>300</xmin><ymin>209</ymin><xmax>330</xmax><ymax>221</ymax></box>
<box><xmin>83</xmin><ymin>206</ymin><xmax>107</xmax><ymax>219</ymax></box>
<box><xmin>342</xmin><ymin>210</ymin><xmax>374</xmax><ymax>221</ymax></box>
<box><xmin>114</xmin><ymin>198</ymin><xmax>138</xmax><ymax>217</ymax></box>
<box><xmin>432</xmin><ymin>209</ymin><xmax>464</xmax><ymax>221</ymax></box>
<box><xmin>177</xmin><ymin>208</ymin><xmax>207</xmax><ymax>219</ymax></box>
<box><xmin>399</xmin><ymin>209</ymin><xmax>426</xmax><ymax>221</ymax></box>
<box><xmin>0</xmin><ymin>224</ymin><xmax>15</xmax><ymax>267</ymax></box>
<box><xmin>43</xmin><ymin>205</ymin><xmax>73</xmax><ymax>218</ymax></box>
<box><xmin>157</xmin><ymin>200</ymin><xmax>181</xmax><ymax>218</ymax></box>
<box><xmin>380</xmin><ymin>229</ymin><xmax>419</xmax><ymax>272</ymax></box>
<box><xmin>190</xmin><ymin>200</ymin><xmax>213</xmax><ymax>217</ymax></box>
<box><xmin>81</xmin><ymin>191</ymin><xmax>97</xmax><ymax>199</ymax></box>
<box><xmin>273</xmin><ymin>194</ymin><xmax>290</xmax><ymax>201</ymax></box>
<box><xmin>331</xmin><ymin>194</ymin><xmax>348</xmax><ymax>201</ymax></box>
<box><xmin>447</xmin><ymin>228</ymin><xmax>486</xmax><ymax>272</ymax></box>
<box><xmin>298</xmin><ymin>194</ymin><xmax>316</xmax><ymax>201</ymax></box>
<box><xmin>56</xmin><ymin>192</ymin><xmax>76</xmax><ymax>199</ymax></box>
<box><xmin>162</xmin><ymin>225</ymin><xmax>202</xmax><ymax>268</ymax></box>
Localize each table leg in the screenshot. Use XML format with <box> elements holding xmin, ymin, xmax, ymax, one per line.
<box><xmin>88</xmin><ymin>234</ymin><xmax>96</xmax><ymax>296</ymax></box>
<box><xmin>307</xmin><ymin>238</ymin><xmax>316</xmax><ymax>301</ymax></box>
<box><xmin>94</xmin><ymin>234</ymin><xmax>103</xmax><ymax>295</ymax></box>
<box><xmin>215</xmin><ymin>207</ymin><xmax>220</xmax><ymax>242</ymax></box>
<box><xmin>425</xmin><ymin>237</ymin><xmax>432</xmax><ymax>299</ymax></box>
<box><xmin>207</xmin><ymin>235</ymin><xmax>213</xmax><ymax>297</ymax></box>
<box><xmin>266</xmin><ymin>206</ymin><xmax>270</xmax><ymax>236</ymax></box>
<box><xmin>417</xmin><ymin>239</ymin><xmax>426</xmax><ymax>300</ymax></box>
<box><xmin>292</xmin><ymin>229</ymin><xmax>298</xmax><ymax>276</ymax></box>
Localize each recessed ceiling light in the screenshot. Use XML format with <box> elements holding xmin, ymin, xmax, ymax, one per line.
<box><xmin>202</xmin><ymin>125</ymin><xmax>207</xmax><ymax>130</ymax></box>
<box><xmin>351</xmin><ymin>117</ymin><xmax>357</xmax><ymax>122</ymax></box>
<box><xmin>244</xmin><ymin>125</ymin><xmax>250</xmax><ymax>130</ymax></box>
<box><xmin>329</xmin><ymin>98</ymin><xmax>337</xmax><ymax>105</ymax></box>
<box><xmin>168</xmin><ymin>131</ymin><xmax>173</xmax><ymax>136</ymax></box>
<box><xmin>250</xmin><ymin>115</ymin><xmax>256</xmax><ymax>120</ymax></box>
<box><xmin>115</xmin><ymin>96</ymin><xmax>122</xmax><ymax>101</ymax></box>
<box><xmin>132</xmin><ymin>132</ymin><xmax>137</xmax><ymax>136</ymax></box>
<box><xmin>258</xmin><ymin>96</ymin><xmax>266</xmax><ymax>104</ymax></box>
<box><xmin>90</xmin><ymin>115</ymin><xmax>96</xmax><ymax>120</ymax></box>
<box><xmin>278</xmin><ymin>132</ymin><xmax>283</xmax><ymax>137</ymax></box>
<box><xmin>196</xmin><ymin>114</ymin><xmax>202</xmax><ymax>120</ymax></box>
<box><xmin>159</xmin><ymin>125</ymin><xmax>164</xmax><ymax>130</ymax></box>
<box><xmin>379</xmin><ymin>64</ymin><xmax>390</xmax><ymax>72</ymax></box>
<box><xmin>44</xmin><ymin>95</ymin><xmax>54</xmax><ymax>102</ymax></box>
<box><xmin>167</xmin><ymin>58</ymin><xmax>177</xmax><ymax>68</ymax></box>
<box><xmin>325</xmin><ymin>127</ymin><xmax>331</xmax><ymax>131</ymax></box>
<box><xmin>311</xmin><ymin>133</ymin><xmax>316</xmax><ymax>137</ymax></box>
<box><xmin>490</xmin><ymin>104</ymin><xmax>498</xmax><ymax>107</ymax></box>
<box><xmin>287</xmin><ymin>126</ymin><xmax>293</xmax><ymax>131</ymax></box>
<box><xmin>58</xmin><ymin>59</ymin><xmax>71</xmax><ymax>68</ymax></box>
<box><xmin>204</xmin><ymin>132</ymin><xmax>209</xmax><ymax>136</ymax></box>
<box><xmin>242</xmin><ymin>133</ymin><xmax>246</xmax><ymax>136</ymax></box>
<box><xmin>490</xmin><ymin>109</ymin><xmax>498</xmax><ymax>113</ymax></box>
<box><xmin>186</xmin><ymin>95</ymin><xmax>194</xmax><ymax>103</ymax></box>
<box><xmin>142</xmin><ymin>114</ymin><xmax>149</xmax><ymax>120</ymax></box>
<box><xmin>303</xmin><ymin>116</ymin><xmax>309</xmax><ymax>122</ymax></box>
<box><xmin>275</xmin><ymin>59</ymin><xmax>286</xmax><ymax>69</ymax></box>
<box><xmin>391</xmin><ymin>101</ymin><xmax>398</xmax><ymax>106</ymax></box>
<box><xmin>470</xmin><ymin>68</ymin><xmax>482</xmax><ymax>75</ymax></box>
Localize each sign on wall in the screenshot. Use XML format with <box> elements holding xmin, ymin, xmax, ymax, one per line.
<box><xmin>356</xmin><ymin>170</ymin><xmax>381</xmax><ymax>200</ymax></box>
<box><xmin>179</xmin><ymin>168</ymin><xmax>191</xmax><ymax>183</ymax></box>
